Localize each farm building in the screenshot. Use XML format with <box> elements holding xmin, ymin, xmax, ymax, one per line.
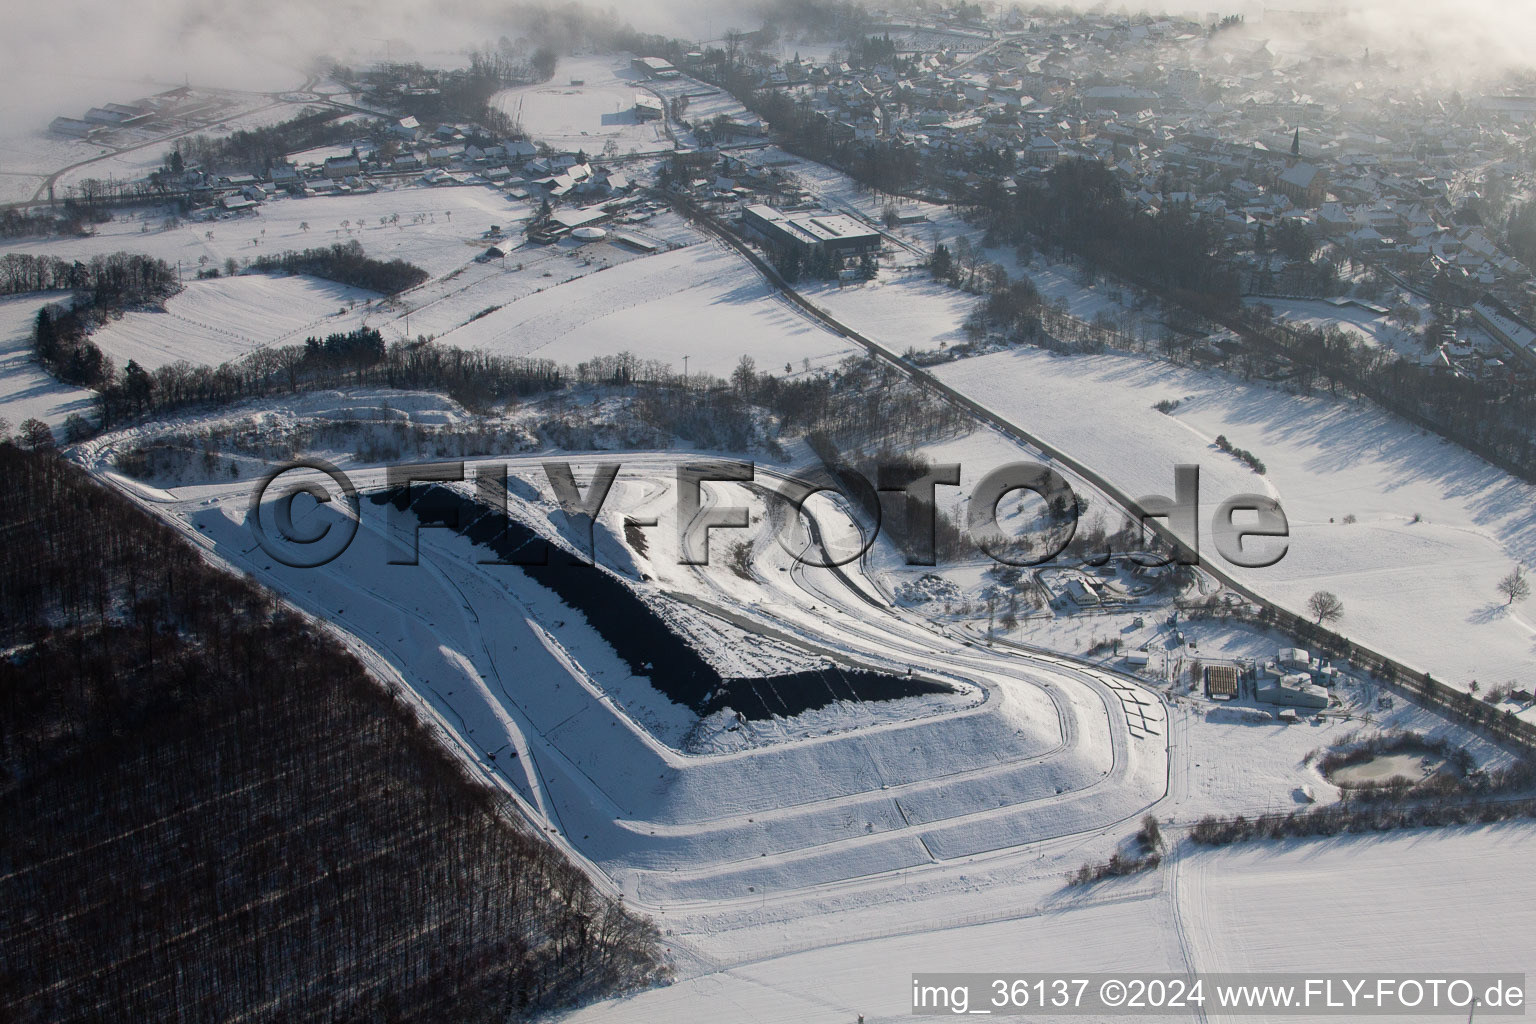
<box><xmin>740</xmin><ymin>205</ymin><xmax>882</xmax><ymax>259</ymax></box>
<box><xmin>612</xmin><ymin>232</ymin><xmax>659</xmax><ymax>253</ymax></box>
<box><xmin>49</xmin><ymin>117</ymin><xmax>95</xmax><ymax>138</ymax></box>
<box><xmin>1205</xmin><ymin>664</ymin><xmax>1239</xmax><ymax>701</ymax></box>
<box><xmin>550</xmin><ymin>205</ymin><xmax>609</xmax><ymax>231</ymax></box>
<box><xmin>83</xmin><ymin>106</ymin><xmax>132</xmax><ymax>125</ymax></box>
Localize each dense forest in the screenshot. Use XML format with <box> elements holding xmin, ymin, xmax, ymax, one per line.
<box><xmin>0</xmin><ymin>445</ymin><xmax>668</xmax><ymax>1020</ymax></box>
<box><xmin>250</xmin><ymin>239</ymin><xmax>430</xmax><ymax>294</ymax></box>
<box><xmin>89</xmin><ymin>328</ymin><xmax>568</xmax><ymax>428</ymax></box>
<box><xmin>976</xmin><ymin>159</ymin><xmax>1242</xmax><ymax>308</ymax></box>
<box><xmin>0</xmin><ymin>203</ymin><xmax>113</xmax><ymax>239</ymax></box>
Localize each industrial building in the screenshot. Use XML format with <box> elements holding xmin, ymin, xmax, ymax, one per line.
<box><xmin>740</xmin><ymin>204</ymin><xmax>882</xmax><ymax>259</ymax></box>
<box><xmin>1257</xmin><ymin>673</ymin><xmax>1329</xmax><ymax>709</ymax></box>
<box><xmin>634</xmin><ymin>94</ymin><xmax>664</xmax><ymax>121</ymax></box>
<box><xmin>1277</xmin><ymin>647</ymin><xmax>1311</xmax><ymax>670</ymax></box>
<box><xmin>631</xmin><ymin>57</ymin><xmax>679</xmax><ymax>79</ymax></box>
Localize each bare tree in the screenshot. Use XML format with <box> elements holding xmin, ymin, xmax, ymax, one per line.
<box><xmin>19</xmin><ymin>418</ymin><xmax>54</xmax><ymax>450</ymax></box>
<box><xmin>1497</xmin><ymin>565</ymin><xmax>1531</xmax><ymax>606</ymax></box>
<box><xmin>724</xmin><ymin>28</ymin><xmax>746</xmax><ymax>66</ymax></box>
<box><xmin>1307</xmin><ymin>590</ymin><xmax>1343</xmax><ymax>624</ymax></box>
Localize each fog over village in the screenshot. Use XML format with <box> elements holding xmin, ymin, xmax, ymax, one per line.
<box><xmin>4</xmin><ymin>1</ymin><xmax>1536</xmax><ymax>1021</ymax></box>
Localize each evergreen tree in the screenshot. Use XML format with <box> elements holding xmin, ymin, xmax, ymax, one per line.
<box><xmin>34</xmin><ymin>308</ymin><xmax>58</xmax><ymax>363</ymax></box>
<box><xmin>124</xmin><ymin>360</ymin><xmax>154</xmax><ymax>414</ymax></box>
<box><xmin>930</xmin><ymin>243</ymin><xmax>954</xmax><ymax>281</ymax></box>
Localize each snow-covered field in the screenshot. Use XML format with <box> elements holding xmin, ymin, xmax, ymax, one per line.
<box><xmin>923</xmin><ymin>343</ymin><xmax>1536</xmax><ymax>695</ymax></box>
<box><xmin>1249</xmin><ymin>297</ymin><xmax>1424</xmax><ymax>360</ymax></box>
<box><xmin>0</xmin><ymin>293</ymin><xmax>95</xmax><ymax>435</ymax></box>
<box><xmin>351</xmin><ymin>213</ymin><xmax>699</xmax><ymax>345</ymax></box>
<box><xmin>495</xmin><ymin>54</ymin><xmax>674</xmax><ymax>158</ymax></box>
<box><xmin>91</xmin><ymin>274</ymin><xmax>377</xmax><ymax>368</ymax></box>
<box><xmin>440</xmin><ymin>241</ymin><xmax>861</xmax><ymax>376</ymax></box>
<box><xmin>800</xmin><ymin>271</ymin><xmax>977</xmax><ymax>354</ymax></box>
<box><xmin>787</xmin><ymin>264</ymin><xmax>1536</xmax><ymax>697</ymax></box>
<box><xmin>0</xmin><ymin>185</ymin><xmax>530</xmax><ymax>279</ymax></box>
<box><xmin>565</xmin><ymin>823</ymin><xmax>1536</xmax><ymax>1023</ymax></box>
<box><xmin>0</xmin><ymin>126</ymin><xmax>104</xmax><ymax>205</ymax></box>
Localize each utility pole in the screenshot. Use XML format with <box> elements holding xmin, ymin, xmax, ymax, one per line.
<box><xmin>682</xmin><ymin>354</ymin><xmax>689</xmax><ymax>385</ymax></box>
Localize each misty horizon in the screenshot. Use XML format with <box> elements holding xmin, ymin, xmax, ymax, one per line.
<box><xmin>4</xmin><ymin>0</ymin><xmax>1536</xmax><ymax>132</ymax></box>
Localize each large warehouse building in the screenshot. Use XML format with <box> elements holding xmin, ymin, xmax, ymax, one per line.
<box><xmin>631</xmin><ymin>56</ymin><xmax>679</xmax><ymax>79</ymax></box>
<box><xmin>741</xmin><ymin>204</ymin><xmax>882</xmax><ymax>259</ymax></box>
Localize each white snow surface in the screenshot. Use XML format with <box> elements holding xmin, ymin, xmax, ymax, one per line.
<box><xmin>0</xmin><ymin>185</ymin><xmax>530</xmax><ymax>280</ymax></box>
<box><xmin>565</xmin><ymin>823</ymin><xmax>1536</xmax><ymax>1023</ymax></box>
<box><xmin>80</xmin><ymin>403</ymin><xmax>1528</xmax><ymax>1022</ymax></box>
<box><xmin>926</xmin><ymin>343</ymin><xmax>1536</xmax><ymax>693</ymax></box>
<box><xmin>494</xmin><ymin>54</ymin><xmax>675</xmax><ymax>157</ymax></box>
<box><xmin>91</xmin><ymin>448</ymin><xmax>1168</xmax><ymax>909</ymax></box>
<box><xmin>91</xmin><ymin>274</ymin><xmax>378</xmax><ymax>369</ymax></box>
<box><xmin>440</xmin><ymin>241</ymin><xmax>860</xmax><ymax>376</ymax></box>
<box><xmin>0</xmin><ymin>293</ymin><xmax>96</xmax><ymax>435</ymax></box>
